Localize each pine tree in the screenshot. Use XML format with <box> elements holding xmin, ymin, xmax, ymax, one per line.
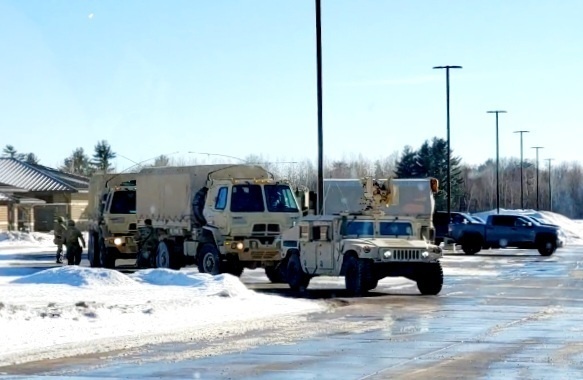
<box><xmin>62</xmin><ymin>147</ymin><xmax>93</xmax><ymax>176</ymax></box>
<box><xmin>91</xmin><ymin>140</ymin><xmax>116</xmax><ymax>173</ymax></box>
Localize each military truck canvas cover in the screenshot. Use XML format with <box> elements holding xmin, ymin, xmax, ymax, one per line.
<box><xmin>323</xmin><ymin>178</ymin><xmax>435</xmax><ymax>218</ymax></box>
<box><xmin>136</xmin><ymin>164</ymin><xmax>273</xmax><ymax>229</ymax></box>
<box><xmin>87</xmin><ymin>172</ymin><xmax>138</xmax><ymax>219</ymax></box>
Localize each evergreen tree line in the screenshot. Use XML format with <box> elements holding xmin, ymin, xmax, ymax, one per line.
<box><xmin>4</xmin><ymin>138</ymin><xmax>583</xmax><ymax>218</ymax></box>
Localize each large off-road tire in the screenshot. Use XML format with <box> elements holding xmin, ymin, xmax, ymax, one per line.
<box><xmin>88</xmin><ymin>233</ymin><xmax>101</xmax><ymax>268</ymax></box>
<box><xmin>197</xmin><ymin>243</ymin><xmax>221</xmax><ymax>275</ymax></box>
<box><xmin>416</xmin><ymin>261</ymin><xmax>444</xmax><ymax>295</ymax></box>
<box><xmin>223</xmin><ymin>257</ymin><xmax>244</xmax><ymax>277</ymax></box>
<box><xmin>156</xmin><ymin>240</ymin><xmax>182</xmax><ymax>270</ymax></box>
<box><xmin>344</xmin><ymin>256</ymin><xmax>374</xmax><ymax>296</ymax></box>
<box><xmin>537</xmin><ymin>237</ymin><xmax>557</xmax><ymax>256</ymax></box>
<box><xmin>265</xmin><ymin>261</ymin><xmax>287</xmax><ymax>284</ymax></box>
<box><xmin>287</xmin><ymin>253</ymin><xmax>310</xmax><ymax>291</ymax></box>
<box><xmin>99</xmin><ymin>239</ymin><xmax>116</xmax><ymax>269</ymax></box>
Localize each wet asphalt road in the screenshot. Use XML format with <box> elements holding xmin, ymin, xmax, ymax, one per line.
<box><xmin>2</xmin><ymin>246</ymin><xmax>583</xmax><ymax>379</ymax></box>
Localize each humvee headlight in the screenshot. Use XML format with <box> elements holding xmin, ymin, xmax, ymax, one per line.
<box><xmin>383</xmin><ymin>251</ymin><xmax>392</xmax><ymax>259</ymax></box>
<box><xmin>231</xmin><ymin>242</ymin><xmax>244</xmax><ymax>250</ymax></box>
<box><xmin>422</xmin><ymin>251</ymin><xmax>429</xmax><ymax>258</ymax></box>
<box><xmin>363</xmin><ymin>245</ymin><xmax>371</xmax><ymax>253</ymax></box>
<box><xmin>114</xmin><ymin>238</ymin><xmax>122</xmax><ymax>246</ymax></box>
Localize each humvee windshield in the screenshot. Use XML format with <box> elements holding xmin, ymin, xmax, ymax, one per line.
<box><xmin>264</xmin><ymin>184</ymin><xmax>299</xmax><ymax>213</ymax></box>
<box><xmin>109</xmin><ymin>190</ymin><xmax>136</xmax><ymax>214</ymax></box>
<box><xmin>343</xmin><ymin>220</ymin><xmax>414</xmax><ymax>237</ymax></box>
<box><xmin>345</xmin><ymin>221</ymin><xmax>374</xmax><ymax>237</ymax></box>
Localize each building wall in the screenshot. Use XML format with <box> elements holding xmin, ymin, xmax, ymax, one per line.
<box><xmin>0</xmin><ymin>204</ymin><xmax>8</xmax><ymax>231</ymax></box>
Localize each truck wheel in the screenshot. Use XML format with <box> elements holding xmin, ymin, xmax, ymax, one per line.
<box><xmin>265</xmin><ymin>262</ymin><xmax>286</xmax><ymax>284</ymax></box>
<box><xmin>416</xmin><ymin>262</ymin><xmax>443</xmax><ymax>295</ymax></box>
<box><xmin>223</xmin><ymin>257</ymin><xmax>244</xmax><ymax>277</ymax></box>
<box><xmin>197</xmin><ymin>244</ymin><xmax>221</xmax><ymax>275</ymax></box>
<box><xmin>287</xmin><ymin>253</ymin><xmax>310</xmax><ymax>291</ymax></box>
<box><xmin>88</xmin><ymin>233</ymin><xmax>101</xmax><ymax>268</ymax></box>
<box><xmin>344</xmin><ymin>256</ymin><xmax>373</xmax><ymax>296</ymax></box>
<box><xmin>156</xmin><ymin>241</ymin><xmax>182</xmax><ymax>270</ymax></box>
<box><xmin>99</xmin><ymin>239</ymin><xmax>116</xmax><ymax>269</ymax></box>
<box><xmin>537</xmin><ymin>238</ymin><xmax>556</xmax><ymax>256</ymax></box>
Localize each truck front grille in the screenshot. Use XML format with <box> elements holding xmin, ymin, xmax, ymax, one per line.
<box><xmin>393</xmin><ymin>249</ymin><xmax>422</xmax><ymax>261</ymax></box>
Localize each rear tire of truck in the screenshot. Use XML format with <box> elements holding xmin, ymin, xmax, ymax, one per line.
<box><xmin>99</xmin><ymin>239</ymin><xmax>116</xmax><ymax>269</ymax></box>
<box><xmin>197</xmin><ymin>244</ymin><xmax>221</xmax><ymax>275</ymax></box>
<box><xmin>287</xmin><ymin>253</ymin><xmax>310</xmax><ymax>291</ymax></box>
<box><xmin>537</xmin><ymin>237</ymin><xmax>556</xmax><ymax>256</ymax></box>
<box><xmin>344</xmin><ymin>256</ymin><xmax>373</xmax><ymax>296</ymax></box>
<box><xmin>416</xmin><ymin>261</ymin><xmax>443</xmax><ymax>295</ymax></box>
<box><xmin>156</xmin><ymin>241</ymin><xmax>182</xmax><ymax>270</ymax></box>
<box><xmin>88</xmin><ymin>233</ymin><xmax>101</xmax><ymax>268</ymax></box>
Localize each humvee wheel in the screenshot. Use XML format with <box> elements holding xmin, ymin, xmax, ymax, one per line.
<box><xmin>345</xmin><ymin>256</ymin><xmax>373</xmax><ymax>296</ymax></box>
<box><xmin>287</xmin><ymin>253</ymin><xmax>310</xmax><ymax>291</ymax></box>
<box><xmin>197</xmin><ymin>243</ymin><xmax>221</xmax><ymax>275</ymax></box>
<box><xmin>99</xmin><ymin>239</ymin><xmax>115</xmax><ymax>269</ymax></box>
<box><xmin>265</xmin><ymin>263</ymin><xmax>286</xmax><ymax>283</ymax></box>
<box><xmin>88</xmin><ymin>233</ymin><xmax>101</xmax><ymax>268</ymax></box>
<box><xmin>223</xmin><ymin>257</ymin><xmax>244</xmax><ymax>277</ymax></box>
<box><xmin>416</xmin><ymin>262</ymin><xmax>443</xmax><ymax>295</ymax></box>
<box><xmin>156</xmin><ymin>241</ymin><xmax>181</xmax><ymax>270</ymax></box>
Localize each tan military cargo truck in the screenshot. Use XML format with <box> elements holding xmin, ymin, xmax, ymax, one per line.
<box><xmin>279</xmin><ymin>177</ymin><xmax>444</xmax><ymax>296</ymax></box>
<box><xmin>87</xmin><ymin>173</ymin><xmax>139</xmax><ymax>268</ymax></box>
<box><xmin>135</xmin><ymin>164</ymin><xmax>302</xmax><ymax>280</ymax></box>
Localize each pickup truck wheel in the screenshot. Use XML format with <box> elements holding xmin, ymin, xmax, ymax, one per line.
<box><xmin>156</xmin><ymin>241</ymin><xmax>181</xmax><ymax>270</ymax></box>
<box><xmin>287</xmin><ymin>253</ymin><xmax>310</xmax><ymax>291</ymax></box>
<box><xmin>537</xmin><ymin>238</ymin><xmax>556</xmax><ymax>256</ymax></box>
<box><xmin>197</xmin><ymin>243</ymin><xmax>221</xmax><ymax>275</ymax></box>
<box><xmin>461</xmin><ymin>241</ymin><xmax>481</xmax><ymax>255</ymax></box>
<box><xmin>345</xmin><ymin>256</ymin><xmax>373</xmax><ymax>296</ymax></box>
<box><xmin>416</xmin><ymin>261</ymin><xmax>443</xmax><ymax>295</ymax></box>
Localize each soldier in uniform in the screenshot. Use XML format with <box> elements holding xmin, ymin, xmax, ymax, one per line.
<box><xmin>135</xmin><ymin>219</ymin><xmax>158</xmax><ymax>268</ymax></box>
<box><xmin>53</xmin><ymin>216</ymin><xmax>67</xmax><ymax>264</ymax></box>
<box><xmin>64</xmin><ymin>219</ymin><xmax>86</xmax><ymax>265</ymax></box>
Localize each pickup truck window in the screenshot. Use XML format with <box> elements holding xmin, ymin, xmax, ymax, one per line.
<box><xmin>490</xmin><ymin>215</ymin><xmax>516</xmax><ymax>226</ymax></box>
<box><xmin>379</xmin><ymin>222</ymin><xmax>413</xmax><ymax>236</ymax></box>
<box><xmin>514</xmin><ymin>218</ymin><xmax>531</xmax><ymax>227</ymax></box>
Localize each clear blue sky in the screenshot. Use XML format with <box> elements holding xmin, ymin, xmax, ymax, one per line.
<box><xmin>1</xmin><ymin>0</ymin><xmax>582</xmax><ymax>171</ymax></box>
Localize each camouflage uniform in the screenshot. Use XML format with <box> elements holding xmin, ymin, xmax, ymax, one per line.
<box><xmin>53</xmin><ymin>217</ymin><xmax>67</xmax><ymax>264</ymax></box>
<box><xmin>135</xmin><ymin>219</ymin><xmax>158</xmax><ymax>268</ymax></box>
<box><xmin>64</xmin><ymin>220</ymin><xmax>86</xmax><ymax>265</ymax></box>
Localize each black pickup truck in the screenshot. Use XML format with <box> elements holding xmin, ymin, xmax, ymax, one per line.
<box><xmin>449</xmin><ymin>214</ymin><xmax>560</xmax><ymax>256</ymax></box>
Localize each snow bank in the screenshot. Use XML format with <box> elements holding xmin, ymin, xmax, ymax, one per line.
<box><xmin>0</xmin><ymin>266</ymin><xmax>326</xmax><ymax>365</ymax></box>
<box><xmin>0</xmin><ymin>231</ymin><xmax>54</xmax><ymax>247</ymax></box>
<box><xmin>473</xmin><ymin>208</ymin><xmax>583</xmax><ymax>245</ymax></box>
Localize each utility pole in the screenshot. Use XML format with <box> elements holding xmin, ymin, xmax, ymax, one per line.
<box><xmin>513</xmin><ymin>130</ymin><xmax>530</xmax><ymax>209</ymax></box>
<box><xmin>487</xmin><ymin>110</ymin><xmax>507</xmax><ymax>214</ymax></box>
<box><xmin>545</xmin><ymin>158</ymin><xmax>554</xmax><ymax>211</ymax></box>
<box><xmin>433</xmin><ymin>65</ymin><xmax>462</xmax><ymax>223</ymax></box>
<box><xmin>531</xmin><ymin>146</ymin><xmax>544</xmax><ymax>210</ymax></box>
<box><xmin>315</xmin><ymin>0</ymin><xmax>324</xmax><ymax>215</ymax></box>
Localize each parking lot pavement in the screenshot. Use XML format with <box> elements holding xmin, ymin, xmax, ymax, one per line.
<box><xmin>2</xmin><ymin>245</ymin><xmax>583</xmax><ymax>379</ymax></box>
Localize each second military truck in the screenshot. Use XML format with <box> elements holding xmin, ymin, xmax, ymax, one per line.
<box><xmin>135</xmin><ymin>164</ymin><xmax>303</xmax><ymax>279</ymax></box>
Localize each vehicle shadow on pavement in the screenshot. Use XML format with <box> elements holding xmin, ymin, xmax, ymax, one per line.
<box><xmin>0</xmin><ymin>252</ymin><xmax>55</xmax><ymax>261</ymax></box>
<box><xmin>252</xmin><ymin>287</ymin><xmax>423</xmax><ymax>300</ymax></box>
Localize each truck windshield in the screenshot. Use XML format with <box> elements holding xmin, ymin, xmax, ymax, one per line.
<box><xmin>379</xmin><ymin>222</ymin><xmax>413</xmax><ymax>236</ymax></box>
<box><xmin>264</xmin><ymin>185</ymin><xmax>299</xmax><ymax>213</ymax></box>
<box><xmin>231</xmin><ymin>184</ymin><xmax>265</xmax><ymax>212</ymax></box>
<box><xmin>344</xmin><ymin>221</ymin><xmax>374</xmax><ymax>237</ymax></box>
<box><xmin>109</xmin><ymin>190</ymin><xmax>136</xmax><ymax>214</ymax></box>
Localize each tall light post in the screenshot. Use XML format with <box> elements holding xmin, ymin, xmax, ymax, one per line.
<box><xmin>531</xmin><ymin>146</ymin><xmax>544</xmax><ymax>210</ymax></box>
<box><xmin>545</xmin><ymin>158</ymin><xmax>554</xmax><ymax>211</ymax></box>
<box><xmin>433</xmin><ymin>65</ymin><xmax>462</xmax><ymax>223</ymax></box>
<box><xmin>513</xmin><ymin>130</ymin><xmax>530</xmax><ymax>209</ymax></box>
<box><xmin>487</xmin><ymin>110</ymin><xmax>507</xmax><ymax>214</ymax></box>
<box><xmin>315</xmin><ymin>0</ymin><xmax>324</xmax><ymax>215</ymax></box>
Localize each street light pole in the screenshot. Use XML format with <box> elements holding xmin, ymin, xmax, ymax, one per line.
<box><xmin>487</xmin><ymin>110</ymin><xmax>507</xmax><ymax>214</ymax></box>
<box><xmin>315</xmin><ymin>0</ymin><xmax>324</xmax><ymax>215</ymax></box>
<box><xmin>513</xmin><ymin>130</ymin><xmax>530</xmax><ymax>209</ymax></box>
<box><xmin>545</xmin><ymin>158</ymin><xmax>554</xmax><ymax>211</ymax></box>
<box><xmin>531</xmin><ymin>146</ymin><xmax>544</xmax><ymax>210</ymax></box>
<box><xmin>433</xmin><ymin>65</ymin><xmax>462</xmax><ymax>224</ymax></box>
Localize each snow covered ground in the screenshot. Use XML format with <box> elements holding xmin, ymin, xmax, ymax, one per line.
<box><xmin>0</xmin><ymin>208</ymin><xmax>581</xmax><ymax>366</ymax></box>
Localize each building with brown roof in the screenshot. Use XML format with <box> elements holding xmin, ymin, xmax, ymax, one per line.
<box><xmin>0</xmin><ymin>158</ymin><xmax>90</xmax><ymax>232</ymax></box>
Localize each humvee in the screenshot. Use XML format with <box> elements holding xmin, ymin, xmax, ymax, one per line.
<box><xmin>280</xmin><ymin>177</ymin><xmax>444</xmax><ymax>296</ymax></box>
